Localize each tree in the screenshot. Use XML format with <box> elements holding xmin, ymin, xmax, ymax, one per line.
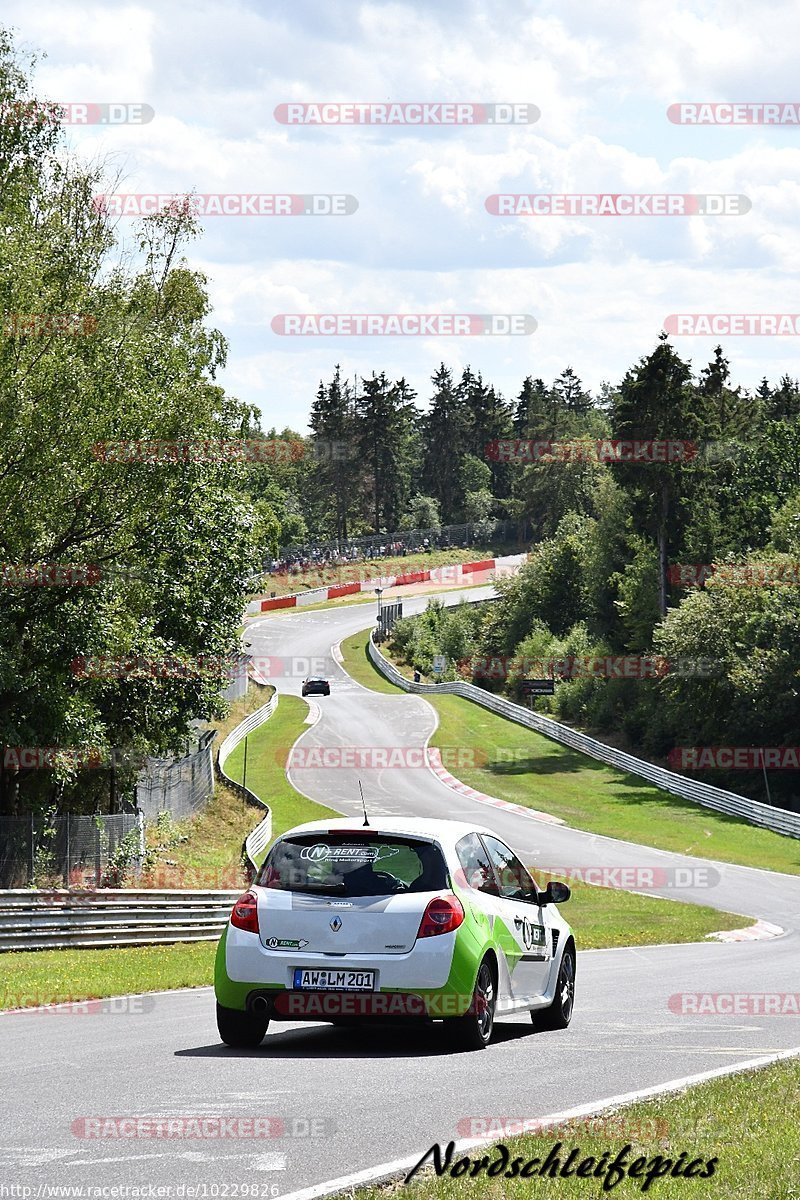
<box><xmin>457</xmin><ymin>368</ymin><xmax>513</xmax><ymax>498</ymax></box>
<box><xmin>401</xmin><ymin>494</ymin><xmax>441</xmax><ymax>531</ymax></box>
<box><xmin>422</xmin><ymin>365</ymin><xmax>468</xmax><ymax>523</ymax></box>
<box><xmin>0</xmin><ymin>32</ymin><xmax>260</xmax><ymax>816</ymax></box>
<box><xmin>356</xmin><ymin>373</ymin><xmax>419</xmax><ymax>532</ymax></box>
<box><xmin>609</xmin><ymin>334</ymin><xmax>703</xmax><ymax>615</ymax></box>
<box><xmin>307</xmin><ymin>366</ymin><xmax>360</xmax><ymax>543</ymax></box>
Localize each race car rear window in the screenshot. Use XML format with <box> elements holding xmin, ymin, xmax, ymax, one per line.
<box><xmin>257</xmin><ymin>834</ymin><xmax>448</xmax><ymax>897</ymax></box>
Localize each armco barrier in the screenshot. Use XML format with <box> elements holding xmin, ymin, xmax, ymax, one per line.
<box><xmin>0</xmin><ymin>889</ymin><xmax>239</xmax><ymax>952</ymax></box>
<box><xmin>367</xmin><ymin>636</ymin><xmax>800</xmax><ymax>840</ymax></box>
<box><xmin>217</xmin><ymin>694</ymin><xmax>277</xmax><ymax>867</ymax></box>
<box><xmin>0</xmin><ymin>700</ymin><xmax>281</xmax><ymax>953</ymax></box>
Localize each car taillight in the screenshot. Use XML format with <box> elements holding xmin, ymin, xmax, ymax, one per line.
<box><xmin>416</xmin><ymin>894</ymin><xmax>464</xmax><ymax>938</ymax></box>
<box><xmin>230</xmin><ymin>890</ymin><xmax>259</xmax><ymax>934</ymax></box>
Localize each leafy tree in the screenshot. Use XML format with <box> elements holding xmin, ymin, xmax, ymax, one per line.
<box><xmin>0</xmin><ymin>34</ymin><xmax>261</xmax><ymax>816</ymax></box>
<box><xmin>401</xmin><ymin>494</ymin><xmax>441</xmax><ymax>531</ymax></box>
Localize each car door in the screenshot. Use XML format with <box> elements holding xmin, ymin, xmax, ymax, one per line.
<box><xmin>453</xmin><ymin>832</ymin><xmax>515</xmax><ymax>1010</ymax></box>
<box><xmin>480</xmin><ymin>834</ymin><xmax>552</xmax><ymax>1006</ymax></box>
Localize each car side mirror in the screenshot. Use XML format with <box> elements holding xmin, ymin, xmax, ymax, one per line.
<box><xmin>540</xmin><ymin>881</ymin><xmax>571</xmax><ymax>905</ymax></box>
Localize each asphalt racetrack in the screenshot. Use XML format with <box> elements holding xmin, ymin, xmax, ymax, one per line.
<box><xmin>3</xmin><ymin>585</ymin><xmax>799</xmax><ymax>1196</ymax></box>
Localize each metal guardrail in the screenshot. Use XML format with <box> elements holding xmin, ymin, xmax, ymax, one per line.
<box><xmin>368</xmin><ymin>635</ymin><xmax>800</xmax><ymax>840</ymax></box>
<box><xmin>1</xmin><ymin>696</ymin><xmax>282</xmax><ymax>953</ymax></box>
<box><xmin>217</xmin><ymin>693</ymin><xmax>278</xmax><ymax>867</ymax></box>
<box><xmin>0</xmin><ymin>889</ymin><xmax>239</xmax><ymax>951</ymax></box>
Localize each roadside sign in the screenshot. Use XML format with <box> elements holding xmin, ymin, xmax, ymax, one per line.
<box><xmin>378</xmin><ymin>602</ymin><xmax>403</xmax><ymax>632</ymax></box>
<box><xmin>520</xmin><ymin>679</ymin><xmax>555</xmax><ymax>696</ymax></box>
<box><xmin>432</xmin><ymin>654</ymin><xmax>447</xmax><ymax>675</ymax></box>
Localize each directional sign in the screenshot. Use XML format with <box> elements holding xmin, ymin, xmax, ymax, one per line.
<box><xmin>378</xmin><ymin>602</ymin><xmax>403</xmax><ymax>632</ymax></box>
<box><xmin>520</xmin><ymin>678</ymin><xmax>555</xmax><ymax>696</ymax></box>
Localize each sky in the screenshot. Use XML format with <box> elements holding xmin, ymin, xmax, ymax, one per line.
<box><xmin>5</xmin><ymin>0</ymin><xmax>800</xmax><ymax>431</ymax></box>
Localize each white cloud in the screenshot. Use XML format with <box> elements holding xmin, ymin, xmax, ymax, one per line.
<box><xmin>3</xmin><ymin>0</ymin><xmax>800</xmax><ymax>428</ymax></box>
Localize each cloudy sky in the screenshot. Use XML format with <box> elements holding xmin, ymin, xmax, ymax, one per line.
<box><xmin>5</xmin><ymin>0</ymin><xmax>800</xmax><ymax>430</ymax></box>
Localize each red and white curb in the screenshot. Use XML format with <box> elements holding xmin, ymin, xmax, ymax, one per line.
<box><xmin>707</xmin><ymin>918</ymin><xmax>785</xmax><ymax>942</ymax></box>
<box><xmin>247</xmin><ymin>554</ymin><xmax>525</xmax><ymax>614</ymax></box>
<box><xmin>425</xmin><ymin>748</ymin><xmax>564</xmax><ymax>826</ymax></box>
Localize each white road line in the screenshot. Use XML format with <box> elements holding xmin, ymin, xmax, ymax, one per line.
<box><xmin>273</xmin><ymin>1045</ymin><xmax>800</xmax><ymax>1200</ymax></box>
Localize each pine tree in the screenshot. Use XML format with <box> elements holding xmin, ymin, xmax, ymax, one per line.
<box><xmin>307</xmin><ymin>365</ymin><xmax>359</xmax><ymax>543</ymax></box>
<box><xmin>421</xmin><ymin>365</ymin><xmax>468</xmax><ymax>524</ymax></box>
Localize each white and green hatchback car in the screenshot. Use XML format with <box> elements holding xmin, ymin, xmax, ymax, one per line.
<box><xmin>215</xmin><ymin>817</ymin><xmax>575</xmax><ymax>1051</ymax></box>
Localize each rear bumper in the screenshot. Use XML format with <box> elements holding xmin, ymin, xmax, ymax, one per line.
<box><xmin>214</xmin><ymin>924</ymin><xmax>480</xmax><ymax>1015</ymax></box>
<box><xmin>244</xmin><ymin>987</ymin><xmax>475</xmax><ymax>1021</ymax></box>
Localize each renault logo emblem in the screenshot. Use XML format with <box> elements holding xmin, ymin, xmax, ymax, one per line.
<box><xmin>330</xmin><ymin>916</ymin><xmax>342</xmax><ymax>932</ymax></box>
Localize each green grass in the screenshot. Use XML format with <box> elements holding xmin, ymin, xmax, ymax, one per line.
<box><xmin>429</xmin><ymin>694</ymin><xmax>800</xmax><ymax>875</ymax></box>
<box><xmin>339</xmin><ymin>636</ymin><xmax>800</xmax><ymax>876</ymax></box>
<box><xmin>359</xmin><ymin>1057</ymin><xmax>800</xmax><ymax>1200</ymax></box>
<box><xmin>549</xmin><ymin>876</ymin><xmax>746</xmax><ymax>946</ymax></box>
<box><xmin>0</xmin><ymin>941</ymin><xmax>217</xmax><ymax>1008</ymax></box>
<box><xmin>340</xmin><ymin>628</ymin><xmax>405</xmax><ymax>694</ymax></box>
<box><xmin>224</xmin><ymin>692</ymin><xmax>339</xmax><ymax>840</ymax></box>
<box><xmin>147</xmin><ymin>781</ymin><xmax>255</xmax><ymax>889</ymax></box>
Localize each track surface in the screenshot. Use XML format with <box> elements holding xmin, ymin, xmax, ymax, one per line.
<box><xmin>3</xmin><ymin>586</ymin><xmax>799</xmax><ymax>1195</ymax></box>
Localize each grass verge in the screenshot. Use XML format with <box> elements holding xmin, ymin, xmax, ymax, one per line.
<box><xmin>222</xmin><ymin>692</ymin><xmax>339</xmax><ymax>840</ymax></box>
<box><xmin>357</xmin><ymin>1057</ymin><xmax>800</xmax><ymax>1200</ymax></box>
<box><xmin>340</xmin><ymin>637</ymin><xmax>800</xmax><ymax>876</ymax></box>
<box><xmin>0</xmin><ymin>941</ymin><xmax>216</xmax><ymax>1008</ymax></box>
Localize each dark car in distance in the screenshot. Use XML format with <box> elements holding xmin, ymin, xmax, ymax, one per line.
<box><xmin>302</xmin><ymin>677</ymin><xmax>331</xmax><ymax>697</ymax></box>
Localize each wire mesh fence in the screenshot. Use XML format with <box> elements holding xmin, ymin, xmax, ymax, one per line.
<box><xmin>0</xmin><ymin>811</ymin><xmax>139</xmax><ymax>888</ymax></box>
<box><xmin>134</xmin><ymin>729</ymin><xmax>217</xmax><ymax>820</ymax></box>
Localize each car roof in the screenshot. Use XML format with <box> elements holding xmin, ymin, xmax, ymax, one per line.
<box><xmin>278</xmin><ymin>816</ymin><xmax>498</xmax><ymax>846</ymax></box>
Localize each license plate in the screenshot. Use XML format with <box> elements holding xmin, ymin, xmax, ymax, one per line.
<box><xmin>292</xmin><ymin>968</ymin><xmax>376</xmax><ymax>992</ymax></box>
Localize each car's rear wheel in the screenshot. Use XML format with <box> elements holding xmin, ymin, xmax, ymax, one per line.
<box><xmin>531</xmin><ymin>945</ymin><xmax>575</xmax><ymax>1030</ymax></box>
<box><xmin>446</xmin><ymin>957</ymin><xmax>496</xmax><ymax>1050</ymax></box>
<box><xmin>216</xmin><ymin>1002</ymin><xmax>269</xmax><ymax>1047</ymax></box>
